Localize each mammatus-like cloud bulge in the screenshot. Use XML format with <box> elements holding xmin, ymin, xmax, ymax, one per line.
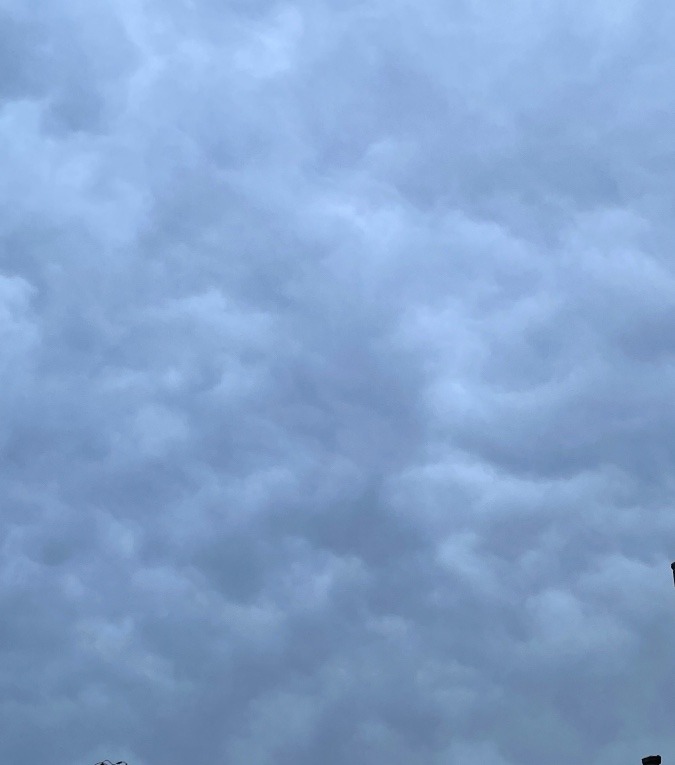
<box><xmin>2</xmin><ymin>1</ymin><xmax>675</xmax><ymax>764</ymax></box>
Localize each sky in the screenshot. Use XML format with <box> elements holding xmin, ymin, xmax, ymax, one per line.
<box><xmin>2</xmin><ymin>0</ymin><xmax>675</xmax><ymax>763</ymax></box>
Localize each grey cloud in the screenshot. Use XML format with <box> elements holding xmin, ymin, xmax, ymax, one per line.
<box><xmin>3</xmin><ymin>1</ymin><xmax>675</xmax><ymax>764</ymax></box>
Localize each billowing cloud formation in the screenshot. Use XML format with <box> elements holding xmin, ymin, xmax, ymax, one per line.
<box><xmin>2</xmin><ymin>1</ymin><xmax>675</xmax><ymax>764</ymax></box>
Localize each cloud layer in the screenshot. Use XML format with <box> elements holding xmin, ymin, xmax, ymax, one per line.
<box><xmin>2</xmin><ymin>1</ymin><xmax>675</xmax><ymax>764</ymax></box>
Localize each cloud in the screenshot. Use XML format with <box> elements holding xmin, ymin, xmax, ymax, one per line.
<box><xmin>2</xmin><ymin>1</ymin><xmax>675</xmax><ymax>764</ymax></box>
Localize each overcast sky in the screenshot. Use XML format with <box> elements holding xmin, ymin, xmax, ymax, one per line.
<box><xmin>2</xmin><ymin>1</ymin><xmax>675</xmax><ymax>764</ymax></box>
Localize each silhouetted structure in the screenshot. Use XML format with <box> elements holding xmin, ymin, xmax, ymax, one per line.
<box><xmin>671</xmin><ymin>561</ymin><xmax>675</xmax><ymax>587</ymax></box>
<box><xmin>94</xmin><ymin>761</ymin><xmax>128</xmax><ymax>765</ymax></box>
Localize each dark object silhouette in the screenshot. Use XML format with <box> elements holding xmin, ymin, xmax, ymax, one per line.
<box><xmin>671</xmin><ymin>561</ymin><xmax>675</xmax><ymax>587</ymax></box>
<box><xmin>94</xmin><ymin>761</ymin><xmax>128</xmax><ymax>765</ymax></box>
<box><xmin>642</xmin><ymin>756</ymin><xmax>662</xmax><ymax>765</ymax></box>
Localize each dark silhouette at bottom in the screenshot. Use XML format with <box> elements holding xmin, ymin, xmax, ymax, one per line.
<box><xmin>643</xmin><ymin>757</ymin><xmax>662</xmax><ymax>765</ymax></box>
